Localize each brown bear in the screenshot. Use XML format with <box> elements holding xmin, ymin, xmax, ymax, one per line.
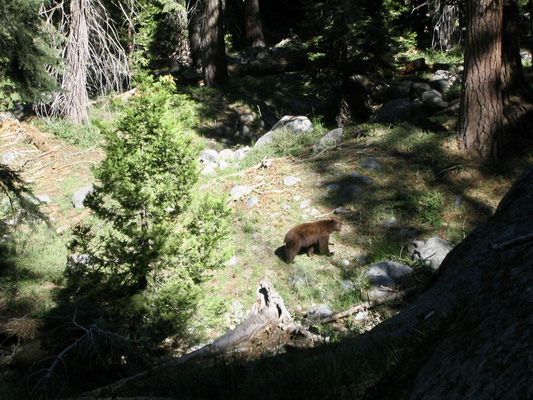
<box><xmin>284</xmin><ymin>219</ymin><xmax>342</xmax><ymax>263</ymax></box>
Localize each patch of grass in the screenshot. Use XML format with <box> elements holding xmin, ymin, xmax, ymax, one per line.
<box><xmin>35</xmin><ymin>118</ymin><xmax>103</xmax><ymax>148</ymax></box>
<box><xmin>0</xmin><ymin>224</ymin><xmax>68</xmax><ymax>317</ymax></box>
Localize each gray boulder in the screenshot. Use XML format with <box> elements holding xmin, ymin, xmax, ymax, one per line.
<box><xmin>199</xmin><ymin>149</ymin><xmax>220</xmax><ymax>163</ymax></box>
<box><xmin>410</xmin><ymin>237</ymin><xmax>453</xmax><ymax>270</ymax></box>
<box><xmin>271</xmin><ymin>115</ymin><xmax>313</xmax><ymax>134</ymax></box>
<box><xmin>72</xmin><ymin>185</ymin><xmax>94</xmax><ymax>209</ymax></box>
<box><xmin>254</xmin><ymin>131</ymin><xmax>274</xmax><ymax>148</ymax></box>
<box><xmin>421</xmin><ymin>89</ymin><xmax>448</xmax><ymax>111</ymax></box>
<box><xmin>219</xmin><ymin>149</ymin><xmax>236</xmax><ymax>161</ymax></box>
<box><xmin>244</xmin><ymin>196</ymin><xmax>259</xmax><ymax>207</ymax></box>
<box><xmin>361</xmin><ymin>158</ymin><xmax>381</xmax><ymax>170</ymax></box>
<box><xmin>307</xmin><ymin>304</ymin><xmax>333</xmax><ymax>321</ymax></box>
<box><xmin>283</xmin><ymin>176</ymin><xmax>301</xmax><ymax>186</ymax></box>
<box><xmin>234</xmin><ymin>146</ymin><xmax>251</xmax><ymax>160</ymax></box>
<box><xmin>374</xmin><ymin>98</ymin><xmax>423</xmax><ymax>123</ymax></box>
<box><xmin>365</xmin><ymin>261</ymin><xmax>413</xmax><ymax>301</ymax></box>
<box><xmin>311</xmin><ymin>128</ymin><xmax>343</xmax><ymax>152</ymax></box>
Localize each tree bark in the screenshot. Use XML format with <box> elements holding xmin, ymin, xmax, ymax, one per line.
<box><xmin>202</xmin><ymin>0</ymin><xmax>229</xmax><ymax>86</ymax></box>
<box><xmin>63</xmin><ymin>0</ymin><xmax>90</xmax><ymax>125</ymax></box>
<box><xmin>244</xmin><ymin>0</ymin><xmax>265</xmax><ymax>48</ymax></box>
<box><xmin>187</xmin><ymin>0</ymin><xmax>203</xmax><ymax>70</ymax></box>
<box><xmin>458</xmin><ymin>0</ymin><xmax>504</xmax><ymax>159</ymax></box>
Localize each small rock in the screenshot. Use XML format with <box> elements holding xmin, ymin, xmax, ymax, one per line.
<box><xmin>244</xmin><ymin>196</ymin><xmax>259</xmax><ymax>207</ymax></box>
<box><xmin>326</xmin><ymin>183</ymin><xmax>341</xmax><ymax>192</ymax></box>
<box><xmin>72</xmin><ymin>185</ymin><xmax>94</xmax><ymax>209</ymax></box>
<box><xmin>293</xmin><ymin>195</ymin><xmax>301</xmax><ymax>201</ymax></box>
<box><xmin>307</xmin><ymin>304</ymin><xmax>333</xmax><ymax>321</ymax></box>
<box><xmin>201</xmin><ymin>163</ymin><xmax>217</xmax><ymax>175</ymax></box>
<box><xmin>35</xmin><ymin>194</ymin><xmax>51</xmax><ymax>204</ymax></box>
<box><xmin>354</xmin><ymin>310</ymin><xmax>368</xmax><ymax>321</ymax></box>
<box><xmin>300</xmin><ymin>199</ymin><xmax>311</xmax><ymax>209</ymax></box>
<box><xmin>239</xmin><ymin>113</ymin><xmax>255</xmax><ymax>123</ymax></box>
<box><xmin>218</xmin><ymin>160</ymin><xmax>229</xmax><ymax>170</ymax></box>
<box><xmin>311</xmin><ymin>128</ymin><xmax>343</xmax><ymax>152</ymax></box>
<box><xmin>341</xmin><ymin>259</ymin><xmax>350</xmax><ymax>267</ymax></box>
<box><xmin>365</xmin><ymin>261</ymin><xmax>413</xmax><ymax>288</ymax></box>
<box><xmin>339</xmin><ymin>185</ymin><xmax>362</xmax><ymax>201</ymax></box>
<box><xmin>361</xmin><ymin>158</ymin><xmax>381</xmax><ymax>170</ymax></box>
<box><xmin>334</xmin><ymin>206</ymin><xmax>350</xmax><ymax>215</ymax></box>
<box><xmin>410</xmin><ymin>237</ymin><xmax>453</xmax><ymax>270</ymax></box>
<box><xmin>283</xmin><ymin>176</ymin><xmax>301</xmax><ymax>186</ymax></box>
<box><xmin>310</xmin><ymin>208</ymin><xmax>320</xmax><ymax>216</ymax></box>
<box><xmin>219</xmin><ymin>149</ymin><xmax>236</xmax><ymax>161</ymax></box>
<box><xmin>421</xmin><ymin>89</ymin><xmax>448</xmax><ymax>111</ymax></box>
<box><xmin>289</xmin><ymin>273</ymin><xmax>307</xmax><ymax>287</ymax></box>
<box><xmin>1</xmin><ymin>151</ymin><xmax>18</xmax><ymax>165</ymax></box>
<box><xmin>199</xmin><ymin>149</ymin><xmax>219</xmax><ymax>163</ymax></box>
<box><xmin>229</xmin><ymin>185</ymin><xmax>251</xmax><ymax>201</ymax></box>
<box><xmin>225</xmin><ymin>256</ymin><xmax>238</xmax><ymax>267</ymax></box>
<box><xmin>453</xmin><ymin>196</ymin><xmax>463</xmax><ymax>208</ymax></box>
<box><xmin>234</xmin><ymin>146</ymin><xmax>251</xmax><ymax>160</ymax></box>
<box><xmin>381</xmin><ymin>216</ymin><xmax>398</xmax><ymax>228</ymax></box>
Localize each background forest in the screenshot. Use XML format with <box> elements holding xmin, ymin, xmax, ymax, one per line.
<box><xmin>0</xmin><ymin>0</ymin><xmax>532</xmax><ymax>399</ymax></box>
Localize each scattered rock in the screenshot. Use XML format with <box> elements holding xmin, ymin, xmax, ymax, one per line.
<box><xmin>300</xmin><ymin>199</ymin><xmax>311</xmax><ymax>209</ymax></box>
<box><xmin>365</xmin><ymin>261</ymin><xmax>413</xmax><ymax>301</ymax></box>
<box><xmin>219</xmin><ymin>149</ymin><xmax>236</xmax><ymax>161</ymax></box>
<box><xmin>326</xmin><ymin>183</ymin><xmax>341</xmax><ymax>192</ymax></box>
<box><xmin>361</xmin><ymin>158</ymin><xmax>382</xmax><ymax>170</ymax></box>
<box><xmin>355</xmin><ymin>254</ymin><xmax>369</xmax><ymax>264</ymax></box>
<box><xmin>410</xmin><ymin>82</ymin><xmax>432</xmax><ymax>99</ymax></box>
<box><xmin>244</xmin><ymin>196</ymin><xmax>259</xmax><ymax>207</ymax></box>
<box><xmin>283</xmin><ymin>176</ymin><xmax>301</xmax><ymax>186</ymax></box>
<box><xmin>381</xmin><ymin>216</ymin><xmax>398</xmax><ymax>228</ymax></box>
<box><xmin>334</xmin><ymin>206</ymin><xmax>350</xmax><ymax>215</ymax></box>
<box><xmin>225</xmin><ymin>256</ymin><xmax>238</xmax><ymax>267</ymax></box>
<box><xmin>199</xmin><ymin>149</ymin><xmax>220</xmax><ymax>163</ymax></box>
<box><xmin>341</xmin><ymin>259</ymin><xmax>350</xmax><ymax>267</ymax></box>
<box><xmin>229</xmin><ymin>185</ymin><xmax>251</xmax><ymax>201</ymax></box>
<box><xmin>374</xmin><ymin>98</ymin><xmax>423</xmax><ymax>123</ymax></box>
<box><xmin>307</xmin><ymin>304</ymin><xmax>333</xmax><ymax>321</ymax></box>
<box><xmin>72</xmin><ymin>185</ymin><xmax>94</xmax><ymax>209</ymax></box>
<box><xmin>35</xmin><ymin>194</ymin><xmax>51</xmax><ymax>204</ymax></box>
<box><xmin>254</xmin><ymin>131</ymin><xmax>274</xmax><ymax>148</ymax></box>
<box><xmin>271</xmin><ymin>115</ymin><xmax>313</xmax><ymax>134</ymax></box>
<box><xmin>453</xmin><ymin>196</ymin><xmax>463</xmax><ymax>209</ymax></box>
<box><xmin>339</xmin><ymin>185</ymin><xmax>362</xmax><ymax>201</ymax></box>
<box><xmin>234</xmin><ymin>146</ymin><xmax>251</xmax><ymax>160</ymax></box>
<box><xmin>1</xmin><ymin>151</ymin><xmax>18</xmax><ymax>165</ymax></box>
<box><xmin>218</xmin><ymin>160</ymin><xmax>230</xmax><ymax>170</ymax></box>
<box><xmin>201</xmin><ymin>163</ymin><xmax>217</xmax><ymax>175</ymax></box>
<box><xmin>0</xmin><ymin>111</ymin><xmax>16</xmax><ymax>122</ymax></box>
<box><xmin>421</xmin><ymin>89</ymin><xmax>448</xmax><ymax>111</ymax></box>
<box><xmin>239</xmin><ymin>113</ymin><xmax>255</xmax><ymax>123</ymax></box>
<box><xmin>410</xmin><ymin>237</ymin><xmax>453</xmax><ymax>270</ymax></box>
<box><xmin>310</xmin><ymin>208</ymin><xmax>320</xmax><ymax>216</ymax></box>
<box><xmin>311</xmin><ymin>128</ymin><xmax>343</xmax><ymax>152</ymax></box>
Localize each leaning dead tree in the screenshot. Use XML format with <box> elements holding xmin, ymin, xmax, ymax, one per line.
<box><xmin>38</xmin><ymin>0</ymin><xmax>130</xmax><ymax>124</ymax></box>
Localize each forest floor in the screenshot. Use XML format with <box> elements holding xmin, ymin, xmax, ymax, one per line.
<box><xmin>1</xmin><ymin>72</ymin><xmax>532</xmax><ymax>397</ymax></box>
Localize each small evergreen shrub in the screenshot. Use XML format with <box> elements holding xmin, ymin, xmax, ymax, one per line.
<box><xmin>66</xmin><ymin>75</ymin><xmax>230</xmax><ymax>338</ymax></box>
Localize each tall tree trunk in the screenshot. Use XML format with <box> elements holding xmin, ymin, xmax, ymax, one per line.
<box><xmin>500</xmin><ymin>0</ymin><xmax>533</xmax><ymax>154</ymax></box>
<box><xmin>187</xmin><ymin>0</ymin><xmax>203</xmax><ymax>70</ymax></box>
<box><xmin>63</xmin><ymin>0</ymin><xmax>90</xmax><ymax>125</ymax></box>
<box><xmin>458</xmin><ymin>0</ymin><xmax>504</xmax><ymax>159</ymax></box>
<box><xmin>244</xmin><ymin>0</ymin><xmax>265</xmax><ymax>48</ymax></box>
<box><xmin>202</xmin><ymin>0</ymin><xmax>228</xmax><ymax>86</ymax></box>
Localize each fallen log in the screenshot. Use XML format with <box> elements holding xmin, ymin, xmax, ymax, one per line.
<box><xmin>73</xmin><ymin>279</ymin><xmax>322</xmax><ymax>398</ymax></box>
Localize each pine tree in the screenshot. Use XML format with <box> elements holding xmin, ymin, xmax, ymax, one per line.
<box><xmin>67</xmin><ymin>75</ymin><xmax>230</xmax><ymax>337</ymax></box>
